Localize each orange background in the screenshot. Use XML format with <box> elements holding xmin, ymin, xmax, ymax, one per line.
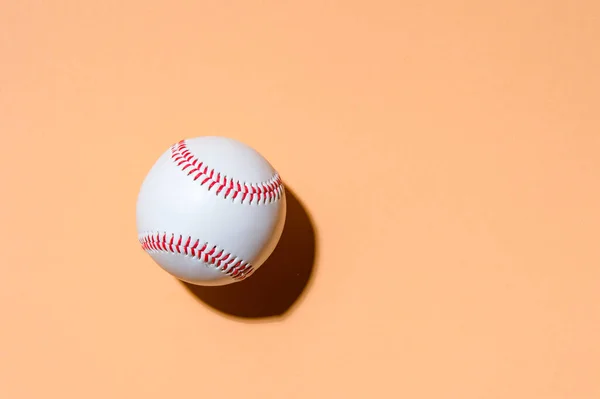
<box><xmin>1</xmin><ymin>1</ymin><xmax>599</xmax><ymax>398</ymax></box>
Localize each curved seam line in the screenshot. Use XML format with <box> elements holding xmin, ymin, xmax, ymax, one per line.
<box><xmin>170</xmin><ymin>140</ymin><xmax>283</xmax><ymax>205</ymax></box>
<box><xmin>138</xmin><ymin>231</ymin><xmax>254</xmax><ymax>280</ymax></box>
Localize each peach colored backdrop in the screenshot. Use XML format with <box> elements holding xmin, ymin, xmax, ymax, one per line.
<box><xmin>1</xmin><ymin>1</ymin><xmax>599</xmax><ymax>398</ymax></box>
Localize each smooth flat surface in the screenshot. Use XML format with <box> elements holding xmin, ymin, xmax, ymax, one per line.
<box><xmin>1</xmin><ymin>1</ymin><xmax>599</xmax><ymax>398</ymax></box>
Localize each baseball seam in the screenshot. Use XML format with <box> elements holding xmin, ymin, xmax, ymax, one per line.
<box><xmin>139</xmin><ymin>231</ymin><xmax>254</xmax><ymax>281</ymax></box>
<box><xmin>171</xmin><ymin>140</ymin><xmax>283</xmax><ymax>205</ymax></box>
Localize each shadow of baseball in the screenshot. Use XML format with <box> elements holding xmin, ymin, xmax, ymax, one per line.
<box><xmin>180</xmin><ymin>186</ymin><xmax>317</xmax><ymax>321</ymax></box>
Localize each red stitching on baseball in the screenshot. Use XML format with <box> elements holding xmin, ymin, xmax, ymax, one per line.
<box><xmin>139</xmin><ymin>232</ymin><xmax>254</xmax><ymax>281</ymax></box>
<box><xmin>170</xmin><ymin>140</ymin><xmax>283</xmax><ymax>204</ymax></box>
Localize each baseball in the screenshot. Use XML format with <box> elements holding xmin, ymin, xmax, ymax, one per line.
<box><xmin>136</xmin><ymin>136</ymin><xmax>286</xmax><ymax>286</ymax></box>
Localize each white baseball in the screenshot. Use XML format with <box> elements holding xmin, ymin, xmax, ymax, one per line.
<box><xmin>136</xmin><ymin>136</ymin><xmax>286</xmax><ymax>286</ymax></box>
